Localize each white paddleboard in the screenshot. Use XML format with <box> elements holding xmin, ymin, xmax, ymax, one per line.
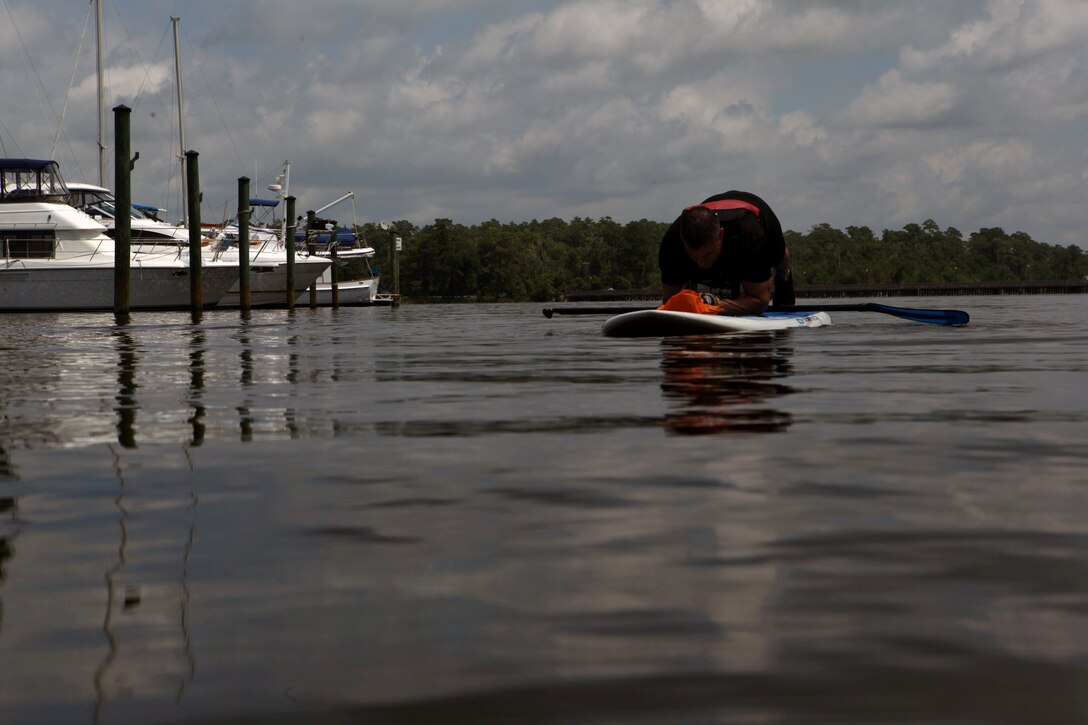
<box><xmin>602</xmin><ymin>309</ymin><xmax>832</xmax><ymax>338</ymax></box>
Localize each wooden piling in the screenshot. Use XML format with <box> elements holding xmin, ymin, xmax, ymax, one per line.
<box><xmin>285</xmin><ymin>195</ymin><xmax>297</xmax><ymax>309</ymax></box>
<box><xmin>306</xmin><ymin>210</ymin><xmax>317</xmax><ymax>308</ymax></box>
<box><xmin>185</xmin><ymin>150</ymin><xmax>203</xmax><ymax>311</ymax></box>
<box><xmin>112</xmin><ymin>105</ymin><xmax>132</xmax><ymax>315</ymax></box>
<box><xmin>237</xmin><ymin>177</ymin><xmax>251</xmax><ymax>310</ymax></box>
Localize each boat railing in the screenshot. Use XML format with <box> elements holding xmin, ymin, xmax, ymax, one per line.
<box><xmin>88</xmin><ymin>235</ymin><xmax>112</xmax><ymax>262</ymax></box>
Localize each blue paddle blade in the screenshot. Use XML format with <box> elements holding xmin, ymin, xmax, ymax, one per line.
<box><xmin>863</xmin><ymin>303</ymin><xmax>970</xmax><ymax>326</ymax></box>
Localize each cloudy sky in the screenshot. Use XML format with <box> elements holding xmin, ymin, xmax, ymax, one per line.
<box><xmin>2</xmin><ymin>0</ymin><xmax>1086</xmax><ymax>247</ymax></box>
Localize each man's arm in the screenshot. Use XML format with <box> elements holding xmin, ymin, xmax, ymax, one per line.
<box><xmin>717</xmin><ymin>278</ymin><xmax>771</xmax><ymax>315</ymax></box>
<box><xmin>662</xmin><ymin>283</ymin><xmax>684</xmax><ymax>303</ymax></box>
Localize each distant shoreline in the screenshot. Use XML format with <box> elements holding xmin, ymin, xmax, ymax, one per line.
<box><xmin>565</xmin><ymin>280</ymin><xmax>1088</xmax><ymax>301</ymax></box>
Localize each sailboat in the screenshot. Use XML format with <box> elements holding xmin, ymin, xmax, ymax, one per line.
<box><xmin>67</xmin><ymin>175</ymin><xmax>331</xmax><ymax>307</ymax></box>
<box><xmin>0</xmin><ymin>158</ymin><xmax>237</xmax><ymax>310</ymax></box>
<box><xmin>294</xmin><ymin>191</ymin><xmax>387</xmax><ymax>306</ymax></box>
<box><xmin>71</xmin><ymin>12</ymin><xmax>330</xmax><ymax>307</ymax></box>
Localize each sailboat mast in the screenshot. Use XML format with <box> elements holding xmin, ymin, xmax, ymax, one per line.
<box><xmin>96</xmin><ymin>0</ymin><xmax>106</xmax><ymax>186</ymax></box>
<box><xmin>172</xmin><ymin>16</ymin><xmax>188</xmax><ymax>225</ymax></box>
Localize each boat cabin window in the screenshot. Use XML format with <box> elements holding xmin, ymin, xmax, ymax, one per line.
<box><xmin>66</xmin><ymin>189</ymin><xmax>105</xmax><ymax>212</ymax></box>
<box><xmin>0</xmin><ymin>162</ymin><xmax>69</xmax><ymax>202</ymax></box>
<box><xmin>1</xmin><ymin>230</ymin><xmax>55</xmax><ymax>258</ymax></box>
<box><xmin>67</xmin><ymin>189</ymin><xmax>156</xmax><ymax>222</ymax></box>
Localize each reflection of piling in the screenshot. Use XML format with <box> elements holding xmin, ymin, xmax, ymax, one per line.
<box><xmin>237</xmin><ymin>177</ymin><xmax>251</xmax><ymax>311</ymax></box>
<box><xmin>115</xmin><ymin>330</ymin><xmax>138</xmax><ymax>448</ymax></box>
<box><xmin>185</xmin><ymin>151</ymin><xmax>203</xmax><ymax>311</ymax></box>
<box><xmin>285</xmin><ymin>196</ymin><xmax>296</xmax><ymax>309</ymax></box>
<box><xmin>113</xmin><ymin>105</ymin><xmax>132</xmax><ymax>314</ymax></box>
<box><xmin>306</xmin><ymin>210</ymin><xmax>317</xmax><ymax>309</ymax></box>
<box><xmin>188</xmin><ymin>329</ymin><xmax>206</xmax><ymax>447</ymax></box>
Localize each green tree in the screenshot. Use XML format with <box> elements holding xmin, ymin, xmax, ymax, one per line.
<box><xmin>380</xmin><ymin>214</ymin><xmax>1082</xmax><ymax>301</ymax></box>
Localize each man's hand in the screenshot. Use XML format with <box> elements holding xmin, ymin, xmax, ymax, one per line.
<box><xmin>718</xmin><ymin>279</ymin><xmax>771</xmax><ymax>315</ymax></box>
<box><xmin>662</xmin><ymin>283</ymin><xmax>684</xmax><ymax>304</ymax></box>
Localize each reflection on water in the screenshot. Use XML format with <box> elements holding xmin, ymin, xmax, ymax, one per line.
<box><xmin>187</xmin><ymin>328</ymin><xmax>207</xmax><ymax>447</ymax></box>
<box><xmin>177</xmin><ymin>493</ymin><xmax>197</xmax><ymax>704</ymax></box>
<box><xmin>1</xmin><ymin>446</ymin><xmax>19</xmax><ymax>643</ymax></box>
<box><xmin>112</xmin><ymin>329</ymin><xmax>138</xmax><ymax>449</ymax></box>
<box><xmin>0</xmin><ymin>494</ymin><xmax>17</xmax><ymax>637</ymax></box>
<box><xmin>237</xmin><ymin>321</ymin><xmax>255</xmax><ymax>441</ymax></box>
<box><xmin>93</xmin><ymin>445</ymin><xmax>129</xmax><ymax>723</ymax></box>
<box><xmin>0</xmin><ymin>446</ymin><xmax>14</xmax><ymax>480</ymax></box>
<box><xmin>660</xmin><ymin>332</ymin><xmax>794</xmax><ymax>435</ymax></box>
<box><xmin>284</xmin><ymin>332</ymin><xmax>301</xmax><ymax>439</ymax></box>
<box><xmin>0</xmin><ymin>300</ymin><xmax>1085</xmax><ymax>724</ymax></box>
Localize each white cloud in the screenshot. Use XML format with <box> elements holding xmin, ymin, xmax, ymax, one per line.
<box><xmin>0</xmin><ymin>0</ymin><xmax>1085</xmax><ymax>248</ymax></box>
<box><xmin>840</xmin><ymin>70</ymin><xmax>959</xmax><ymax>128</ymax></box>
<box><xmin>778</xmin><ymin>112</ymin><xmax>826</xmax><ymax>147</ymax></box>
<box><xmin>902</xmin><ymin>0</ymin><xmax>1088</xmax><ymax>71</ymax></box>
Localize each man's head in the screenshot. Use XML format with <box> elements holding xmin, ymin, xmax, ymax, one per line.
<box><xmin>679</xmin><ymin>205</ymin><xmax>722</xmax><ymax>269</ymax></box>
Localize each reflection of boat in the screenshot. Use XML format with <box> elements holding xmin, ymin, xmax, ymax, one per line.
<box><xmin>1</xmin><ymin>159</ymin><xmax>237</xmax><ymax>310</ymax></box>
<box><xmin>660</xmin><ymin>333</ymin><xmax>795</xmax><ymax>435</ymax></box>
<box><xmin>67</xmin><ymin>182</ymin><xmax>331</xmax><ymax>307</ymax></box>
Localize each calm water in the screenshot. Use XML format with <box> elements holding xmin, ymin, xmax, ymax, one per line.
<box><xmin>0</xmin><ymin>296</ymin><xmax>1085</xmax><ymax>724</ymax></box>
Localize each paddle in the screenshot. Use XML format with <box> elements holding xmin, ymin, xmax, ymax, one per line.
<box><xmin>542</xmin><ymin>302</ymin><xmax>970</xmax><ymax>326</ymax></box>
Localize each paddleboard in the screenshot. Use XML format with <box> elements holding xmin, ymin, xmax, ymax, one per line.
<box><xmin>602</xmin><ymin>309</ymin><xmax>832</xmax><ymax>338</ymax></box>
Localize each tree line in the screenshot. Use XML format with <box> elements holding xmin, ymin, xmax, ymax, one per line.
<box><xmin>347</xmin><ymin>217</ymin><xmax>1086</xmax><ymax>301</ymax></box>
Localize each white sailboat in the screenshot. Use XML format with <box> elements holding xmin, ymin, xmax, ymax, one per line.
<box><xmin>75</xmin><ymin>14</ymin><xmax>331</xmax><ymax>307</ymax></box>
<box><xmin>1</xmin><ymin>158</ymin><xmax>237</xmax><ymax>310</ymax></box>
<box><xmin>294</xmin><ymin>192</ymin><xmax>387</xmax><ymax>306</ymax></box>
<box><xmin>296</xmin><ymin>231</ymin><xmax>384</xmax><ymax>306</ymax></box>
<box><xmin>66</xmin><ymin>179</ymin><xmax>331</xmax><ymax>307</ymax></box>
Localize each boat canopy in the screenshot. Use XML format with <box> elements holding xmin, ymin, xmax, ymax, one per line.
<box><xmin>0</xmin><ymin>158</ymin><xmax>69</xmax><ymax>201</ymax></box>
<box><xmin>0</xmin><ymin>158</ymin><xmax>58</xmax><ymax>171</ymax></box>
<box><xmin>295</xmin><ymin>227</ymin><xmax>359</xmax><ymax>245</ymax></box>
<box><xmin>132</xmin><ymin>202</ymin><xmax>166</xmax><ymax>221</ymax></box>
<box><xmin>249</xmin><ymin>198</ymin><xmax>280</xmax><ymax>207</ymax></box>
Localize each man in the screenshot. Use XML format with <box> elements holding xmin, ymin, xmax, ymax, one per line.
<box><xmin>659</xmin><ymin>190</ymin><xmax>794</xmax><ymax>313</ymax></box>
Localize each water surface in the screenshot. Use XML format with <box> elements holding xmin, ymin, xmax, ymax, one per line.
<box><xmin>0</xmin><ymin>296</ymin><xmax>1085</xmax><ymax>723</ymax></box>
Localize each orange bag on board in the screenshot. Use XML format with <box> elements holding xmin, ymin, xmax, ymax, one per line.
<box><xmin>657</xmin><ymin>289</ymin><xmax>723</xmax><ymax>315</ymax></box>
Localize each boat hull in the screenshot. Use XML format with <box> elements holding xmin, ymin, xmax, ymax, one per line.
<box><xmin>0</xmin><ymin>263</ymin><xmax>239</xmax><ymax>311</ymax></box>
<box><xmin>294</xmin><ymin>276</ymin><xmax>388</xmax><ymax>306</ymax></box>
<box><xmin>216</xmin><ymin>258</ymin><xmax>333</xmax><ymax>307</ymax></box>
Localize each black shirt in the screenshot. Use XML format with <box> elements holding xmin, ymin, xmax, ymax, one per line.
<box><xmin>659</xmin><ymin>190</ymin><xmax>785</xmax><ymax>289</ymax></box>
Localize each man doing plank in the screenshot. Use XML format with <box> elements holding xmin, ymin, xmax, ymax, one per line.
<box><xmin>658</xmin><ymin>190</ymin><xmax>794</xmax><ymax>314</ymax></box>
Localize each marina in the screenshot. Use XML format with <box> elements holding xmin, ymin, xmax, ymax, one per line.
<box><xmin>66</xmin><ymin>180</ymin><xmax>336</xmax><ymax>308</ymax></box>
<box><xmin>0</xmin><ymin>158</ymin><xmax>238</xmax><ymax>311</ymax></box>
<box><xmin>0</xmin><ymin>9</ymin><xmax>388</xmax><ymax>316</ymax></box>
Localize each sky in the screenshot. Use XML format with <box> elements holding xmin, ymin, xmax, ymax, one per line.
<box><xmin>1</xmin><ymin>0</ymin><xmax>1086</xmax><ymax>248</ymax></box>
